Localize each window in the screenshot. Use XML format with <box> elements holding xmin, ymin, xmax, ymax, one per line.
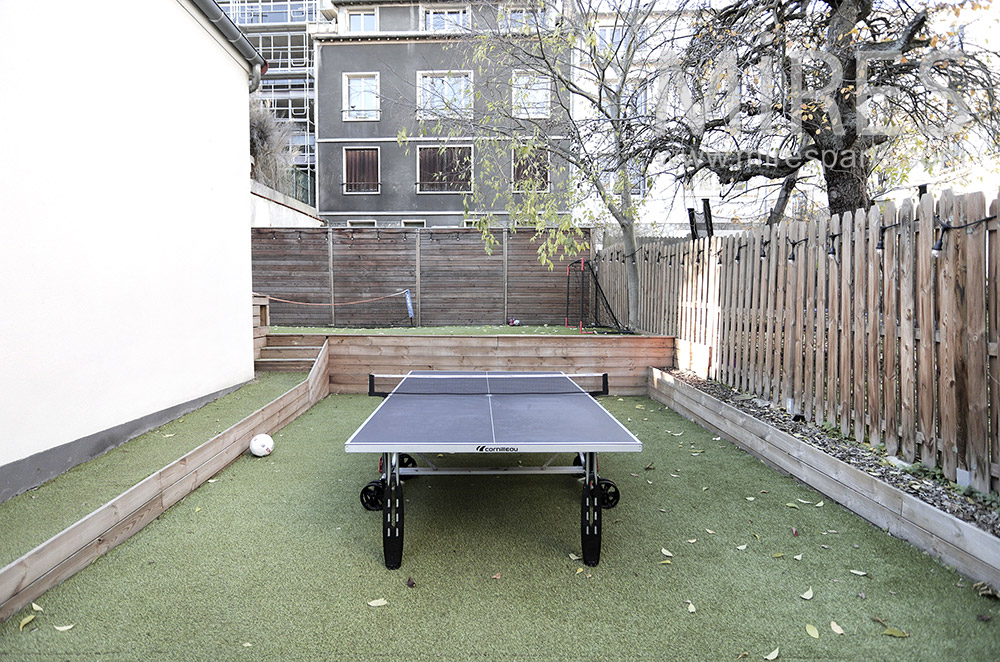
<box><xmin>501</xmin><ymin>5</ymin><xmax>545</xmax><ymax>31</ymax></box>
<box><xmin>512</xmin><ymin>71</ymin><xmax>550</xmax><ymax>118</ymax></box>
<box><xmin>424</xmin><ymin>6</ymin><xmax>469</xmax><ymax>31</ymax></box>
<box><xmin>462</xmin><ymin>220</ymin><xmax>480</xmax><ymax>228</ymax></box>
<box><xmin>513</xmin><ymin>148</ymin><xmax>549</xmax><ymax>192</ymax></box>
<box><xmin>418</xmin><ymin>145</ymin><xmax>472</xmax><ymax>193</ymax></box>
<box><xmin>348</xmin><ymin>9</ymin><xmax>376</xmax><ymax>32</ymax></box>
<box><xmin>597</xmin><ymin>24</ymin><xmax>646</xmax><ymax>52</ymax></box>
<box><xmin>347</xmin><ymin>219</ymin><xmax>377</xmax><ymax>227</ymax></box>
<box><xmin>343</xmin><ymin>73</ymin><xmax>380</xmax><ymax>120</ymax></box>
<box><xmin>344</xmin><ymin>147</ymin><xmax>380</xmax><ymax>193</ymax></box>
<box><xmin>417</xmin><ymin>71</ymin><xmax>473</xmax><ymax>118</ymax></box>
<box><xmin>402</xmin><ymin>219</ymin><xmax>426</xmax><ymax>228</ymax></box>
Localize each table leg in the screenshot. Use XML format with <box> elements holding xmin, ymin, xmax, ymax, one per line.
<box><xmin>382</xmin><ymin>452</ymin><xmax>404</xmax><ymax>569</ymax></box>
<box><xmin>580</xmin><ymin>452</ymin><xmax>602</xmax><ymax>567</ymax></box>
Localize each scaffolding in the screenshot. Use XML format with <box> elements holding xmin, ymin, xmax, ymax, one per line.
<box><xmin>220</xmin><ymin>0</ymin><xmax>321</xmax><ymax>205</ymax></box>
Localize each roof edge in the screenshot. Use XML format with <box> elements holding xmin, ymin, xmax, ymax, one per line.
<box><xmin>189</xmin><ymin>0</ymin><xmax>269</xmax><ymax>74</ymax></box>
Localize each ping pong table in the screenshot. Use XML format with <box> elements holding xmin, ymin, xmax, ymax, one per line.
<box><xmin>345</xmin><ymin>371</ymin><xmax>643</xmax><ymax>569</ymax></box>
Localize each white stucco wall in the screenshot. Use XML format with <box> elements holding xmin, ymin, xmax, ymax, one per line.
<box><xmin>0</xmin><ymin>1</ymin><xmax>255</xmax><ymax>469</ymax></box>
<box><xmin>250</xmin><ymin>181</ymin><xmax>324</xmax><ymax>227</ymax></box>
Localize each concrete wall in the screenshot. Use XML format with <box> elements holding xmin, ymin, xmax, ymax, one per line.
<box><xmin>0</xmin><ymin>0</ymin><xmax>256</xmax><ymax>498</ymax></box>
<box><xmin>250</xmin><ymin>180</ymin><xmax>324</xmax><ymax>227</ymax></box>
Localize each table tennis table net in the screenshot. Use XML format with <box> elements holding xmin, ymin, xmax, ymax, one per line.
<box><xmin>383</xmin><ymin>373</ymin><xmax>596</xmax><ymax>396</ymax></box>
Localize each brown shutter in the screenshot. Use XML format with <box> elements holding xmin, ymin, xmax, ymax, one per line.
<box><xmin>346</xmin><ymin>148</ymin><xmax>378</xmax><ymax>193</ymax></box>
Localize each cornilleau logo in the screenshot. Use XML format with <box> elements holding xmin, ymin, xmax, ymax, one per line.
<box><xmin>476</xmin><ymin>445</ymin><xmax>518</xmax><ymax>452</ymax></box>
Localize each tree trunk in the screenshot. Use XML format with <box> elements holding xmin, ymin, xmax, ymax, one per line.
<box><xmin>621</xmin><ymin>221</ymin><xmax>641</xmax><ymax>331</ymax></box>
<box><xmin>767</xmin><ymin>173</ymin><xmax>798</xmax><ymax>225</ymax></box>
<box><xmin>823</xmin><ymin>154</ymin><xmax>871</xmax><ymax>219</ymax></box>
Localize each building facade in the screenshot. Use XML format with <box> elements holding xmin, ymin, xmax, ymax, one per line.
<box><xmin>311</xmin><ymin>1</ymin><xmax>570</xmax><ymax>227</ymax></box>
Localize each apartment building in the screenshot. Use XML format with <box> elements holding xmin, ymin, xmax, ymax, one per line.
<box><xmin>310</xmin><ymin>1</ymin><xmax>570</xmax><ymax>227</ymax></box>
<box><xmin>219</xmin><ymin>0</ymin><xmax>323</xmax><ymax>204</ymax></box>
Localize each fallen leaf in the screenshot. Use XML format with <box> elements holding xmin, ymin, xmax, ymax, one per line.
<box><xmin>31</xmin><ymin>603</ymin><xmax>43</xmax><ymax>612</ymax></box>
<box><xmin>19</xmin><ymin>614</ymin><xmax>35</xmax><ymax>631</ymax></box>
<box><xmin>764</xmin><ymin>646</ymin><xmax>780</xmax><ymax>660</ymax></box>
<box><xmin>687</xmin><ymin>539</ymin><xmax>698</xmax><ymax>544</ymax></box>
<box><xmin>831</xmin><ymin>621</ymin><xmax>844</xmax><ymax>635</ymax></box>
<box><xmin>647</xmin><ymin>480</ymin><xmax>653</xmax><ymax>485</ymax></box>
<box><xmin>785</xmin><ymin>503</ymin><xmax>800</xmax><ymax>509</ymax></box>
<box><xmin>791</xmin><ymin>527</ymin><xmax>799</xmax><ymax>536</ymax></box>
<box><xmin>207</xmin><ymin>479</ymin><xmax>218</xmax><ymax>483</ymax></box>
<box><xmin>793</xmin><ymin>554</ymin><xmax>803</xmax><ymax>561</ymax></box>
<box><xmin>737</xmin><ymin>653</ymin><xmax>748</xmax><ymax>660</ymax></box>
<box><xmin>670</xmin><ymin>474</ymin><xmax>680</xmax><ymax>478</ymax></box>
<box><xmin>815</xmin><ymin>501</ymin><xmax>824</xmax><ymax>507</ymax></box>
<box><xmin>706</xmin><ymin>529</ymin><xmax>716</xmax><ymax>534</ymax></box>
<box><xmin>635</xmin><ymin>404</ymin><xmax>645</xmax><ymax>409</ymax></box>
<box><xmin>882</xmin><ymin>627</ymin><xmax>910</xmax><ymax>638</ymax></box>
<box><xmin>586</xmin><ymin>573</ymin><xmax>592</xmax><ymax>578</ymax></box>
<box><xmin>746</xmin><ymin>497</ymin><xmax>755</xmax><ymax>501</ymax></box>
<box><xmin>659</xmin><ymin>559</ymin><xmax>672</xmax><ymax>565</ymax></box>
<box><xmin>684</xmin><ymin>600</ymin><xmax>696</xmax><ymax>613</ymax></box>
<box><xmin>702</xmin><ymin>487</ymin><xmax>709</xmax><ymax>491</ymax></box>
<box><xmin>796</xmin><ymin>499</ymin><xmax>813</xmax><ymax>504</ymax></box>
<box><xmin>406</xmin><ymin>577</ymin><xmax>416</xmax><ymax>588</ymax></box>
<box><xmin>850</xmin><ymin>570</ymin><xmax>869</xmax><ymax>577</ymax></box>
<box><xmin>617</xmin><ymin>398</ymin><xmax>624</xmax><ymax>401</ymax></box>
<box><xmin>644</xmin><ymin>462</ymin><xmax>655</xmax><ymax>470</ymax></box>
<box><xmin>576</xmin><ymin>568</ymin><xmax>584</xmax><ymax>574</ymax></box>
<box><xmin>736</xmin><ymin>544</ymin><xmax>748</xmax><ymax>551</ymax></box>
<box><xmin>163</xmin><ymin>434</ymin><xmax>175</xmax><ymax>438</ymax></box>
<box><xmin>806</xmin><ymin>623</ymin><xmax>819</xmax><ymax>638</ymax></box>
<box><xmin>54</xmin><ymin>625</ymin><xmax>75</xmax><ymax>632</ymax></box>
<box><xmin>772</xmin><ymin>553</ymin><xmax>784</xmax><ymax>558</ymax></box>
<box><xmin>659</xmin><ymin>508</ymin><xmax>667</xmax><ymax>512</ymax></box>
<box><xmin>801</xmin><ymin>587</ymin><xmax>814</xmax><ymax>600</ymax></box>
<box><xmin>569</xmin><ymin>553</ymin><xmax>581</xmax><ymax>560</ymax></box>
<box><xmin>753</xmin><ymin>533</ymin><xmax>761</xmax><ymax>542</ymax></box>
<box><xmin>630</xmin><ymin>473</ymin><xmax>640</xmax><ymax>477</ymax></box>
<box><xmin>661</xmin><ymin>548</ymin><xmax>673</xmax><ymax>557</ymax></box>
<box><xmin>820</xmin><ymin>544</ymin><xmax>830</xmax><ymax>549</ymax></box>
<box><xmin>195</xmin><ymin>507</ymin><xmax>201</xmax><ymax>512</ymax></box>
<box><xmin>243</xmin><ymin>642</ymin><xmax>253</xmax><ymax>648</ymax></box>
<box><xmin>858</xmin><ymin>592</ymin><xmax>866</xmax><ymax>599</ymax></box>
<box><xmin>491</xmin><ymin>572</ymin><xmax>502</xmax><ymax>579</ymax></box>
<box><xmin>367</xmin><ymin>599</ymin><xmax>388</xmax><ymax>607</ymax></box>
<box><xmin>760</xmin><ymin>490</ymin><xmax>769</xmax><ymax>494</ymax></box>
<box><xmin>671</xmin><ymin>432</ymin><xmax>684</xmax><ymax>436</ymax></box>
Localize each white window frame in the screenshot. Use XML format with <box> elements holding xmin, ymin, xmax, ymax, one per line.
<box><xmin>342</xmin><ymin>72</ymin><xmax>381</xmax><ymax>121</ymax></box>
<box><xmin>347</xmin><ymin>219</ymin><xmax>378</xmax><ymax>227</ymax></box>
<box><xmin>416</xmin><ymin>70</ymin><xmax>473</xmax><ymax>119</ymax></box>
<box><xmin>421</xmin><ymin>4</ymin><xmax>470</xmax><ymax>31</ymax></box>
<box><xmin>416</xmin><ymin>144</ymin><xmax>474</xmax><ymax>194</ymax></box>
<box><xmin>345</xmin><ymin>7</ymin><xmax>378</xmax><ymax>33</ymax></box>
<box><xmin>342</xmin><ymin>146</ymin><xmax>381</xmax><ymax>195</ymax></box>
<box><xmin>500</xmin><ymin>4</ymin><xmax>546</xmax><ymax>32</ymax></box>
<box><xmin>462</xmin><ymin>219</ymin><xmax>480</xmax><ymax>228</ymax></box>
<box><xmin>511</xmin><ymin>147</ymin><xmax>551</xmax><ymax>193</ymax></box>
<box><xmin>512</xmin><ymin>70</ymin><xmax>550</xmax><ymax>119</ymax></box>
<box><xmin>401</xmin><ymin>219</ymin><xmax>427</xmax><ymax>227</ymax></box>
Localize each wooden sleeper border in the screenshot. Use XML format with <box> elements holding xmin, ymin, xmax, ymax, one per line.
<box><xmin>0</xmin><ymin>340</ymin><xmax>331</xmax><ymax>623</ymax></box>
<box><xmin>648</xmin><ymin>367</ymin><xmax>1000</xmax><ymax>590</ymax></box>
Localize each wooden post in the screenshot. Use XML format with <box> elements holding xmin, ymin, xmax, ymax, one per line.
<box><xmin>916</xmin><ymin>193</ymin><xmax>937</xmax><ymax>465</ymax></box>
<box><xmin>813</xmin><ymin>215</ymin><xmax>829</xmax><ymax>426</ymax></box>
<box><xmin>899</xmin><ymin>200</ymin><xmax>917</xmax><ymax>463</ymax></box>
<box><xmin>415</xmin><ymin>229</ymin><xmax>422</xmax><ymax>327</ymax></box>
<box><xmin>328</xmin><ymin>228</ymin><xmax>336</xmax><ymax>326</ymax></box>
<box><xmin>826</xmin><ymin>214</ymin><xmax>841</xmax><ymax>425</ymax></box>
<box><xmin>989</xmin><ymin>192</ymin><xmax>1000</xmax><ymax>495</ymax></box>
<box><xmin>883</xmin><ymin>202</ymin><xmax>900</xmax><ymax>456</ymax></box>
<box><xmin>853</xmin><ymin>209</ymin><xmax>867</xmax><ymax>443</ymax></box>
<box><xmin>937</xmin><ymin>191</ymin><xmax>958</xmax><ymax>479</ymax></box>
<box><xmin>839</xmin><ymin>211</ymin><xmax>854</xmax><ymax>436</ymax></box>
<box><xmin>964</xmin><ymin>192</ymin><xmax>989</xmax><ymax>492</ymax></box>
<box><xmin>867</xmin><ymin>206</ymin><xmax>882</xmax><ymax>447</ymax></box>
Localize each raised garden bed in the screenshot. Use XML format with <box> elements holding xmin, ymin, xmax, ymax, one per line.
<box><xmin>648</xmin><ymin>367</ymin><xmax>1000</xmax><ymax>591</ymax></box>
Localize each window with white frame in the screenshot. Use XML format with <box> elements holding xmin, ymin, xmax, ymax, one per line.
<box><xmin>343</xmin><ymin>72</ymin><xmax>380</xmax><ymax>120</ymax></box>
<box><xmin>501</xmin><ymin>4</ymin><xmax>545</xmax><ymax>31</ymax></box>
<box><xmin>512</xmin><ymin>70</ymin><xmax>550</xmax><ymax>118</ymax></box>
<box><xmin>347</xmin><ymin>219</ymin><xmax>377</xmax><ymax>227</ymax></box>
<box><xmin>417</xmin><ymin>145</ymin><xmax>472</xmax><ymax>193</ymax></box>
<box><xmin>597</xmin><ymin>24</ymin><xmax>646</xmax><ymax>53</ymax></box>
<box><xmin>343</xmin><ymin>147</ymin><xmax>380</xmax><ymax>193</ymax></box>
<box><xmin>512</xmin><ymin>147</ymin><xmax>549</xmax><ymax>192</ymax></box>
<box><xmin>401</xmin><ymin>219</ymin><xmax>426</xmax><ymax>227</ymax></box>
<box><xmin>347</xmin><ymin>8</ymin><xmax>377</xmax><ymax>32</ymax></box>
<box><xmin>423</xmin><ymin>5</ymin><xmax>469</xmax><ymax>31</ymax></box>
<box><xmin>417</xmin><ymin>71</ymin><xmax>472</xmax><ymax>118</ymax></box>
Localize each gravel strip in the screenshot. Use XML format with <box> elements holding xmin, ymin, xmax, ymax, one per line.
<box><xmin>666</xmin><ymin>369</ymin><xmax>1000</xmax><ymax>541</ymax></box>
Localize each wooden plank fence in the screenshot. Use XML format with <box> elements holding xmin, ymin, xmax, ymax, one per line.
<box><xmin>252</xmin><ymin>228</ymin><xmax>593</xmax><ymax>327</ymax></box>
<box><xmin>598</xmin><ymin>190</ymin><xmax>1000</xmax><ymax>496</ymax></box>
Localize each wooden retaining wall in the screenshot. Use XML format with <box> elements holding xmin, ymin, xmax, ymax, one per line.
<box><xmin>252</xmin><ymin>227</ymin><xmax>594</xmax><ymax>327</ymax></box>
<box><xmin>648</xmin><ymin>367</ymin><xmax>1000</xmax><ymax>589</ymax></box>
<box><xmin>0</xmin><ymin>341</ymin><xmax>331</xmax><ymax>623</ymax></box>
<box><xmin>300</xmin><ymin>334</ymin><xmax>676</xmax><ymax>395</ymax></box>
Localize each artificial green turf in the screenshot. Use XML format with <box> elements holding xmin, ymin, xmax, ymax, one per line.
<box><xmin>271</xmin><ymin>324</ymin><xmax>624</xmax><ymax>335</ymax></box>
<box><xmin>0</xmin><ymin>372</ymin><xmax>305</xmax><ymax>569</ymax></box>
<box><xmin>2</xmin><ymin>395</ymin><xmax>998</xmax><ymax>660</ymax></box>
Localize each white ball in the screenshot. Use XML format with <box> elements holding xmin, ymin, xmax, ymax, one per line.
<box><xmin>249</xmin><ymin>433</ymin><xmax>274</xmax><ymax>457</ymax></box>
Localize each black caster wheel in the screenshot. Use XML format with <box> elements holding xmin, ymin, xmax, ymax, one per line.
<box><xmin>598</xmin><ymin>478</ymin><xmax>620</xmax><ymax>509</ymax></box>
<box><xmin>360</xmin><ymin>479</ymin><xmax>386</xmax><ymax>511</ymax></box>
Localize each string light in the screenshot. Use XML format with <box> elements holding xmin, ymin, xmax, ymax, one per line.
<box><xmin>786</xmin><ymin>237</ymin><xmax>807</xmax><ymax>262</ymax></box>
<box><xmin>760</xmin><ymin>239</ymin><xmax>771</xmax><ymax>260</ymax></box>
<box><xmin>874</xmin><ymin>222</ymin><xmax>901</xmax><ymax>253</ymax></box>
<box><xmin>733</xmin><ymin>242</ymin><xmax>747</xmax><ymax>263</ymax></box>
<box><xmin>826</xmin><ymin>232</ymin><xmax>841</xmax><ymax>258</ymax></box>
<box><xmin>932</xmin><ymin>213</ymin><xmax>996</xmax><ymax>259</ymax></box>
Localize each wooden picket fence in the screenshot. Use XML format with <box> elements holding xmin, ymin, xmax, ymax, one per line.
<box><xmin>598</xmin><ymin>190</ymin><xmax>1000</xmax><ymax>495</ymax></box>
